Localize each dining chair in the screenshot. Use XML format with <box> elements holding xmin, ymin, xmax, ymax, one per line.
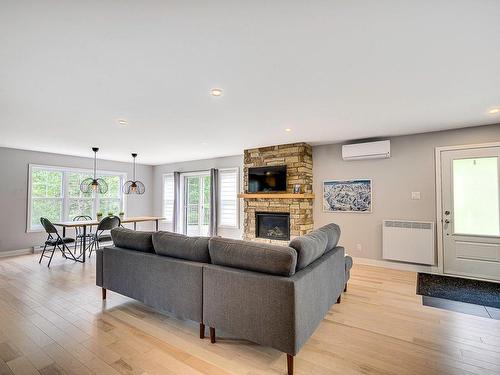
<box><xmin>73</xmin><ymin>215</ymin><xmax>93</xmax><ymax>253</ymax></box>
<box><xmin>38</xmin><ymin>217</ymin><xmax>77</xmax><ymax>267</ymax></box>
<box><xmin>88</xmin><ymin>215</ymin><xmax>121</xmax><ymax>257</ymax></box>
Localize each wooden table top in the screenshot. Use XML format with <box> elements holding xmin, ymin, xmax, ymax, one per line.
<box><xmin>52</xmin><ymin>216</ymin><xmax>165</xmax><ymax>227</ymax></box>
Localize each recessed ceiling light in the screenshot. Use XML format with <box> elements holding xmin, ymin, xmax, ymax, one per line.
<box><xmin>285</xmin><ymin>128</ymin><xmax>292</xmax><ymax>132</ymax></box>
<box><xmin>488</xmin><ymin>108</ymin><xmax>500</xmax><ymax>115</ymax></box>
<box><xmin>210</xmin><ymin>88</ymin><xmax>223</xmax><ymax>97</ymax></box>
<box><xmin>117</xmin><ymin>119</ymin><xmax>128</xmax><ymax>126</ymax></box>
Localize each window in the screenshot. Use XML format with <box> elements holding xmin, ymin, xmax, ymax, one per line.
<box><xmin>28</xmin><ymin>165</ymin><xmax>126</xmax><ymax>231</ymax></box>
<box><xmin>30</xmin><ymin>169</ymin><xmax>63</xmax><ymax>228</ymax></box>
<box><xmin>218</xmin><ymin>168</ymin><xmax>239</xmax><ymax>228</ymax></box>
<box><xmin>98</xmin><ymin>175</ymin><xmax>123</xmax><ymax>215</ymax></box>
<box><xmin>66</xmin><ymin>172</ymin><xmax>93</xmax><ymax>220</ymax></box>
<box><xmin>163</xmin><ymin>173</ymin><xmax>175</xmax><ymax>224</ymax></box>
<box><xmin>162</xmin><ymin>168</ymin><xmax>240</xmax><ymax>232</ymax></box>
<box><xmin>453</xmin><ymin>157</ymin><xmax>499</xmax><ymax>236</ymax></box>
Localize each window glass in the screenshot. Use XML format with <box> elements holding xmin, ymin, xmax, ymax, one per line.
<box><xmin>67</xmin><ymin>172</ymin><xmax>93</xmax><ymax>220</ymax></box>
<box><xmin>453</xmin><ymin>157</ymin><xmax>499</xmax><ymax>236</ymax></box>
<box><xmin>98</xmin><ymin>175</ymin><xmax>122</xmax><ymax>215</ymax></box>
<box><xmin>30</xmin><ymin>169</ymin><xmax>63</xmax><ymax>226</ymax></box>
<box><xmin>29</xmin><ymin>166</ymin><xmax>125</xmax><ymax>230</ymax></box>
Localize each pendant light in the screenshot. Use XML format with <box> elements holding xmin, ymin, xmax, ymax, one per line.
<box><xmin>123</xmin><ymin>153</ymin><xmax>145</xmax><ymax>195</ymax></box>
<box><xmin>80</xmin><ymin>147</ymin><xmax>108</xmax><ymax>194</ymax></box>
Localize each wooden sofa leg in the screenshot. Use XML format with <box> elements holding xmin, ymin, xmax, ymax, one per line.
<box><xmin>344</xmin><ymin>283</ymin><xmax>347</xmax><ymax>293</ymax></box>
<box><xmin>287</xmin><ymin>354</ymin><xmax>294</xmax><ymax>375</ymax></box>
<box><xmin>209</xmin><ymin>327</ymin><xmax>216</xmax><ymax>343</ymax></box>
<box><xmin>102</xmin><ymin>288</ymin><xmax>107</xmax><ymax>300</ymax></box>
<box><xmin>199</xmin><ymin>323</ymin><xmax>205</xmax><ymax>339</ymax></box>
<box><xmin>337</xmin><ymin>294</ymin><xmax>341</xmax><ymax>304</ymax></box>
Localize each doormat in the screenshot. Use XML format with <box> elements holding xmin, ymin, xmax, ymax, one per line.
<box><xmin>417</xmin><ymin>273</ymin><xmax>500</xmax><ymax>309</ymax></box>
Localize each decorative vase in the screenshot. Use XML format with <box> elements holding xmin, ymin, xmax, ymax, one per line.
<box><xmin>97</xmin><ymin>214</ymin><xmax>103</xmax><ymax>221</ymax></box>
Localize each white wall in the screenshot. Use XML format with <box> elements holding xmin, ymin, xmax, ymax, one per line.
<box><xmin>2</xmin><ymin>124</ymin><xmax>499</xmax><ymax>257</ymax></box>
<box><xmin>152</xmin><ymin>155</ymin><xmax>244</xmax><ymax>239</ymax></box>
<box><xmin>313</xmin><ymin>124</ymin><xmax>500</xmax><ymax>261</ymax></box>
<box><xmin>0</xmin><ymin>147</ymin><xmax>154</xmax><ymax>253</ymax></box>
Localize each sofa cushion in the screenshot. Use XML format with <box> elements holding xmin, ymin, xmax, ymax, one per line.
<box><xmin>208</xmin><ymin>237</ymin><xmax>297</xmax><ymax>276</ymax></box>
<box><xmin>317</xmin><ymin>223</ymin><xmax>341</xmax><ymax>251</ymax></box>
<box><xmin>152</xmin><ymin>231</ymin><xmax>210</xmax><ymax>263</ymax></box>
<box><xmin>110</xmin><ymin>227</ymin><xmax>154</xmax><ymax>253</ymax></box>
<box><xmin>289</xmin><ymin>229</ymin><xmax>328</xmax><ymax>270</ymax></box>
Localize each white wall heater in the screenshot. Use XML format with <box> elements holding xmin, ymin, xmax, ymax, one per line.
<box><xmin>382</xmin><ymin>220</ymin><xmax>435</xmax><ymax>265</ymax></box>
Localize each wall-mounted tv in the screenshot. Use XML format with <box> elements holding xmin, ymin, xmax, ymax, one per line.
<box><xmin>248</xmin><ymin>165</ymin><xmax>287</xmax><ymax>193</ymax></box>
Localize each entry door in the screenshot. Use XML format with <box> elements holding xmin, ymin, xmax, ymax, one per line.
<box><xmin>441</xmin><ymin>146</ymin><xmax>500</xmax><ymax>281</ymax></box>
<box><xmin>183</xmin><ymin>173</ymin><xmax>210</xmax><ymax>236</ymax></box>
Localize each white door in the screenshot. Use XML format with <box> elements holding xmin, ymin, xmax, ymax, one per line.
<box><xmin>441</xmin><ymin>146</ymin><xmax>500</xmax><ymax>281</ymax></box>
<box><xmin>183</xmin><ymin>173</ymin><xmax>211</xmax><ymax>236</ymax></box>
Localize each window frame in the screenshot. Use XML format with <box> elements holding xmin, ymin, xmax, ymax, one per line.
<box><xmin>27</xmin><ymin>164</ymin><xmax>127</xmax><ymax>233</ymax></box>
<box><xmin>217</xmin><ymin>167</ymin><xmax>240</xmax><ymax>229</ymax></box>
<box><xmin>162</xmin><ymin>173</ymin><xmax>175</xmax><ymax>224</ymax></box>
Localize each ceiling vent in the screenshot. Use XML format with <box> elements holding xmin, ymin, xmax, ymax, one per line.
<box><xmin>342</xmin><ymin>140</ymin><xmax>390</xmax><ymax>161</ymax></box>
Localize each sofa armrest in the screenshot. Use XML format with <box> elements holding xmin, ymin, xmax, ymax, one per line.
<box><xmin>291</xmin><ymin>246</ymin><xmax>345</xmax><ymax>353</ymax></box>
<box><xmin>202</xmin><ymin>246</ymin><xmax>345</xmax><ymax>356</ymax></box>
<box><xmin>96</xmin><ymin>248</ymin><xmax>104</xmax><ymax>287</ymax></box>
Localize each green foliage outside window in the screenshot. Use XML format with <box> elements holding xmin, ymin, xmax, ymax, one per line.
<box><xmin>186</xmin><ymin>175</ymin><xmax>211</xmax><ymax>226</ymax></box>
<box><xmin>31</xmin><ymin>170</ymin><xmax>63</xmax><ymax>226</ymax></box>
<box><xmin>30</xmin><ymin>168</ymin><xmax>125</xmax><ymax>229</ymax></box>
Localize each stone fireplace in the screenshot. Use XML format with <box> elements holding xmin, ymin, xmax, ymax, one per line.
<box><xmin>241</xmin><ymin>142</ymin><xmax>314</xmax><ymax>244</ymax></box>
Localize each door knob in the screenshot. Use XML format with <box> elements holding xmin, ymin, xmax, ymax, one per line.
<box><xmin>444</xmin><ymin>219</ymin><xmax>450</xmax><ymax>224</ymax></box>
<box><xmin>444</xmin><ymin>210</ymin><xmax>450</xmax><ymax>215</ymax></box>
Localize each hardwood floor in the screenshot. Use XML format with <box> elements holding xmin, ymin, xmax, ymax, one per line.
<box><xmin>0</xmin><ymin>254</ymin><xmax>499</xmax><ymax>375</ymax></box>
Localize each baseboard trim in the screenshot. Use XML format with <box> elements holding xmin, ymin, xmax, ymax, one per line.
<box><xmin>352</xmin><ymin>256</ymin><xmax>435</xmax><ymax>273</ymax></box>
<box><xmin>0</xmin><ymin>248</ymin><xmax>33</xmax><ymax>258</ymax></box>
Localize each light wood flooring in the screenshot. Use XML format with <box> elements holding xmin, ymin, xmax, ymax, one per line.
<box><xmin>0</xmin><ymin>253</ymin><xmax>499</xmax><ymax>375</ymax></box>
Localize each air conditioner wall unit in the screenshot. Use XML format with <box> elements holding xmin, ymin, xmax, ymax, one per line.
<box><xmin>342</xmin><ymin>140</ymin><xmax>390</xmax><ymax>160</ymax></box>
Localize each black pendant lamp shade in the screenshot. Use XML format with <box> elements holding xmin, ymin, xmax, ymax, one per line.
<box><xmin>123</xmin><ymin>153</ymin><xmax>145</xmax><ymax>195</ymax></box>
<box><xmin>80</xmin><ymin>147</ymin><xmax>108</xmax><ymax>194</ymax></box>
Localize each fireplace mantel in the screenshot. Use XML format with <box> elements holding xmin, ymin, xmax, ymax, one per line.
<box><xmin>238</xmin><ymin>193</ymin><xmax>315</xmax><ymax>199</ymax></box>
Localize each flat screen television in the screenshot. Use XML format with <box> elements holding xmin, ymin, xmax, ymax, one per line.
<box><xmin>248</xmin><ymin>165</ymin><xmax>287</xmax><ymax>193</ymax></box>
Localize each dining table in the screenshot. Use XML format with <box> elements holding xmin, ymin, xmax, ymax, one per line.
<box><xmin>52</xmin><ymin>216</ymin><xmax>165</xmax><ymax>262</ymax></box>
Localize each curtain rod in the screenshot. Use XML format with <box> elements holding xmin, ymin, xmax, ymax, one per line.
<box><xmin>175</xmin><ymin>168</ymin><xmax>214</xmax><ymax>174</ymax></box>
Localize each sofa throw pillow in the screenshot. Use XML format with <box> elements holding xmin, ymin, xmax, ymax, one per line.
<box><xmin>317</xmin><ymin>223</ymin><xmax>341</xmax><ymax>251</ymax></box>
<box><xmin>110</xmin><ymin>227</ymin><xmax>155</xmax><ymax>253</ymax></box>
<box><xmin>152</xmin><ymin>231</ymin><xmax>210</xmax><ymax>263</ymax></box>
<box><xmin>289</xmin><ymin>229</ymin><xmax>328</xmax><ymax>270</ymax></box>
<box><xmin>208</xmin><ymin>237</ymin><xmax>297</xmax><ymax>277</ymax></box>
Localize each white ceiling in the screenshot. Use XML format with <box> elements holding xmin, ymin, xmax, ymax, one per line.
<box><xmin>1</xmin><ymin>1</ymin><xmax>499</xmax><ymax>165</ymax></box>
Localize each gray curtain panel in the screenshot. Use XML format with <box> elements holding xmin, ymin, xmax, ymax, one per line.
<box><xmin>173</xmin><ymin>171</ymin><xmax>181</xmax><ymax>233</ymax></box>
<box><xmin>209</xmin><ymin>168</ymin><xmax>219</xmax><ymax>236</ymax></box>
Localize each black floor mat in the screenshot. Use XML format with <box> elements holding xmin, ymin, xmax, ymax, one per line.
<box><xmin>417</xmin><ymin>273</ymin><xmax>500</xmax><ymax>309</ymax></box>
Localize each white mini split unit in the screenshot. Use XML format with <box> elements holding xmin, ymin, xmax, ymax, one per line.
<box><xmin>342</xmin><ymin>140</ymin><xmax>391</xmax><ymax>160</ymax></box>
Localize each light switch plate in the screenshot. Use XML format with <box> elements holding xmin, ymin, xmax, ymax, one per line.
<box><xmin>411</xmin><ymin>191</ymin><xmax>421</xmax><ymax>200</ymax></box>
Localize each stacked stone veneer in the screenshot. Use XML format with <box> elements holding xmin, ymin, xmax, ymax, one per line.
<box><xmin>243</xmin><ymin>142</ymin><xmax>314</xmax><ymax>244</ymax></box>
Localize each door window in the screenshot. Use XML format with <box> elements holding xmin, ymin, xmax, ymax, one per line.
<box><xmin>452</xmin><ymin>157</ymin><xmax>499</xmax><ymax>236</ymax></box>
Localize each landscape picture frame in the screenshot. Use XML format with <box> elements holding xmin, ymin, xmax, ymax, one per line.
<box><xmin>323</xmin><ymin>179</ymin><xmax>372</xmax><ymax>213</ymax></box>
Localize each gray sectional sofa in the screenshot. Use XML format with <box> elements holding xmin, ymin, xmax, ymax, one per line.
<box><xmin>96</xmin><ymin>223</ymin><xmax>353</xmax><ymax>375</ymax></box>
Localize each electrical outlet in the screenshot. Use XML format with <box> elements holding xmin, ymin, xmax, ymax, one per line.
<box><xmin>411</xmin><ymin>191</ymin><xmax>421</xmax><ymax>200</ymax></box>
<box><xmin>356</xmin><ymin>243</ymin><xmax>362</xmax><ymax>251</ymax></box>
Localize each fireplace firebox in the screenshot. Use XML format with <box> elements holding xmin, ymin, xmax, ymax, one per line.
<box><xmin>255</xmin><ymin>212</ymin><xmax>290</xmax><ymax>241</ymax></box>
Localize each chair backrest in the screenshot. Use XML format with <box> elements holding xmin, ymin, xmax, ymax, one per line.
<box><xmin>97</xmin><ymin>215</ymin><xmax>121</xmax><ymax>231</ymax></box>
<box><xmin>73</xmin><ymin>215</ymin><xmax>93</xmax><ymax>235</ymax></box>
<box><xmin>73</xmin><ymin>215</ymin><xmax>92</xmax><ymax>221</ymax></box>
<box><xmin>40</xmin><ymin>217</ymin><xmax>58</xmax><ymax>234</ymax></box>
